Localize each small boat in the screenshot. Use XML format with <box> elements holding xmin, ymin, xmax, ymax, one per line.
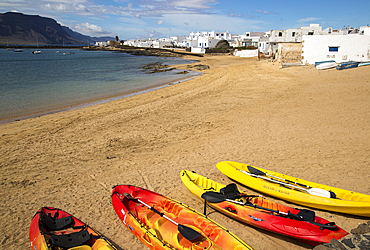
<box><xmin>29</xmin><ymin>207</ymin><xmax>116</xmax><ymax>250</ymax></box>
<box><xmin>180</xmin><ymin>170</ymin><xmax>348</xmax><ymax>246</ymax></box>
<box><xmin>13</xmin><ymin>48</ymin><xmax>24</xmax><ymax>52</ymax></box>
<box><xmin>32</xmin><ymin>50</ymin><xmax>42</xmax><ymax>54</ymax></box>
<box><xmin>358</xmin><ymin>62</ymin><xmax>370</xmax><ymax>67</ymax></box>
<box><xmin>316</xmin><ymin>62</ymin><xmax>337</xmax><ymax>70</ymax></box>
<box><xmin>216</xmin><ymin>161</ymin><xmax>370</xmax><ymax>216</ymax></box>
<box><xmin>112</xmin><ymin>184</ymin><xmax>254</xmax><ymax>250</ymax></box>
<box><xmin>314</xmin><ymin>60</ymin><xmax>335</xmax><ymax>67</ymax></box>
<box><xmin>336</xmin><ymin>61</ymin><xmax>360</xmax><ymax>70</ymax></box>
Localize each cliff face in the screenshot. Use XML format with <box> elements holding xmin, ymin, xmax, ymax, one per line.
<box><xmin>0</xmin><ymin>12</ymin><xmax>111</xmax><ymax>45</ymax></box>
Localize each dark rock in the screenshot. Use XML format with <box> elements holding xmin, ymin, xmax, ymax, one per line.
<box><xmin>187</xmin><ymin>64</ymin><xmax>210</xmax><ymax>70</ymax></box>
<box><xmin>329</xmin><ymin>238</ymin><xmax>348</xmax><ymax>250</ymax></box>
<box><xmin>351</xmin><ymin>224</ymin><xmax>370</xmax><ymax>235</ymax></box>
<box><xmin>341</xmin><ymin>238</ymin><xmax>355</xmax><ymax>248</ymax></box>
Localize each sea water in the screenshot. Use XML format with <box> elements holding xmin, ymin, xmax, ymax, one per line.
<box><xmin>0</xmin><ymin>48</ymin><xmax>199</xmax><ymax>123</ymax></box>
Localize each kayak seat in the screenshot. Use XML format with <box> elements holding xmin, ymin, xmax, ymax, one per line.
<box><xmin>50</xmin><ymin>229</ymin><xmax>91</xmax><ymax>248</ymax></box>
<box><xmin>162</xmin><ymin>200</ymin><xmax>184</xmax><ymax>217</ymax></box>
<box><xmin>220</xmin><ymin>183</ymin><xmax>241</xmax><ymax>200</ymax></box>
<box><xmin>92</xmin><ymin>239</ymin><xmax>116</xmax><ymax>250</ymax></box>
<box><xmin>40</xmin><ymin>213</ymin><xmax>74</xmax><ymax>230</ymax></box>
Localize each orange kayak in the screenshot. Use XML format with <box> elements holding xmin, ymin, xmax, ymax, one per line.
<box><xmin>29</xmin><ymin>207</ymin><xmax>116</xmax><ymax>250</ymax></box>
<box><xmin>111</xmin><ymin>184</ymin><xmax>254</xmax><ymax>250</ymax></box>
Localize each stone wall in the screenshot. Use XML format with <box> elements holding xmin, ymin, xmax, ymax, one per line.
<box><xmin>277</xmin><ymin>43</ymin><xmax>302</xmax><ymax>63</ymax></box>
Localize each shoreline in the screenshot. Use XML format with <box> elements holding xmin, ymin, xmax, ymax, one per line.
<box><xmin>0</xmin><ymin>51</ymin><xmax>202</xmax><ymax>125</ymax></box>
<box><xmin>0</xmin><ymin>71</ymin><xmax>201</xmax><ymax>125</ymax></box>
<box><xmin>1</xmin><ymin>55</ymin><xmax>369</xmax><ymax>250</ymax></box>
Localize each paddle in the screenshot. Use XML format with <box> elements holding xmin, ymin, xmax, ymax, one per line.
<box><xmin>202</xmin><ymin>191</ymin><xmax>286</xmax><ymax>215</ymax></box>
<box><xmin>201</xmin><ymin>191</ymin><xmax>337</xmax><ymax>230</ymax></box>
<box><xmin>243</xmin><ymin>166</ymin><xmax>335</xmax><ymax>198</ymax></box>
<box><xmin>123</xmin><ymin>193</ymin><xmax>201</xmax><ymax>241</ymax></box>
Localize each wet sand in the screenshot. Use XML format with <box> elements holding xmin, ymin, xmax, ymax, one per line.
<box><xmin>1</xmin><ymin>55</ymin><xmax>369</xmax><ymax>250</ymax></box>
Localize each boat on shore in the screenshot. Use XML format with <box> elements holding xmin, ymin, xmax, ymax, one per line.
<box><xmin>336</xmin><ymin>61</ymin><xmax>360</xmax><ymax>70</ymax></box>
<box><xmin>29</xmin><ymin>207</ymin><xmax>116</xmax><ymax>250</ymax></box>
<box><xmin>216</xmin><ymin>161</ymin><xmax>370</xmax><ymax>216</ymax></box>
<box><xmin>181</xmin><ymin>170</ymin><xmax>348</xmax><ymax>246</ymax></box>
<box><xmin>314</xmin><ymin>60</ymin><xmax>336</xmax><ymax>67</ymax></box>
<box><xmin>316</xmin><ymin>62</ymin><xmax>337</xmax><ymax>70</ymax></box>
<box><xmin>112</xmin><ymin>184</ymin><xmax>254</xmax><ymax>250</ymax></box>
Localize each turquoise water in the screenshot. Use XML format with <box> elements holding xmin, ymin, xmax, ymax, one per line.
<box><xmin>0</xmin><ymin>49</ymin><xmax>198</xmax><ymax>123</ymax></box>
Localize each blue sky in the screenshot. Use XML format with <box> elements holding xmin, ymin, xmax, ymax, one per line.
<box><xmin>1</xmin><ymin>0</ymin><xmax>369</xmax><ymax>40</ymax></box>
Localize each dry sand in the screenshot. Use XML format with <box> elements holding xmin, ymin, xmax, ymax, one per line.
<box><xmin>1</xmin><ymin>55</ymin><xmax>369</xmax><ymax>250</ymax></box>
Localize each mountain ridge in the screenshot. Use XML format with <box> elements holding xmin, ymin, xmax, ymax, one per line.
<box><xmin>0</xmin><ymin>12</ymin><xmax>114</xmax><ymax>45</ymax></box>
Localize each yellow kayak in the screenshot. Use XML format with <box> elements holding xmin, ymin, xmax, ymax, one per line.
<box><xmin>216</xmin><ymin>161</ymin><xmax>370</xmax><ymax>217</ymax></box>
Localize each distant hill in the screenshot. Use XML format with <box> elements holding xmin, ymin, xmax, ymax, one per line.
<box><xmin>0</xmin><ymin>12</ymin><xmax>114</xmax><ymax>45</ymax></box>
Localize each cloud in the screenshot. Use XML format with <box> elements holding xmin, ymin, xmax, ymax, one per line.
<box><xmin>256</xmin><ymin>10</ymin><xmax>269</xmax><ymax>15</ymax></box>
<box><xmin>157</xmin><ymin>19</ymin><xmax>164</xmax><ymax>24</ymax></box>
<box><xmin>160</xmin><ymin>13</ymin><xmax>263</xmax><ymax>35</ymax></box>
<box><xmin>298</xmin><ymin>17</ymin><xmax>321</xmax><ymax>22</ymax></box>
<box><xmin>73</xmin><ymin>22</ymin><xmax>115</xmax><ymax>36</ymax></box>
<box><xmin>144</xmin><ymin>29</ymin><xmax>163</xmax><ymax>38</ymax></box>
<box><xmin>41</xmin><ymin>2</ymin><xmax>89</xmax><ymax>13</ymax></box>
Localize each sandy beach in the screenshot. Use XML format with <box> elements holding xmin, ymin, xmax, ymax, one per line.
<box><xmin>1</xmin><ymin>55</ymin><xmax>369</xmax><ymax>250</ymax></box>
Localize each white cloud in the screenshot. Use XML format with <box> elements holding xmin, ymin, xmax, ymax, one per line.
<box><xmin>298</xmin><ymin>17</ymin><xmax>321</xmax><ymax>22</ymax></box>
<box><xmin>73</xmin><ymin>22</ymin><xmax>115</xmax><ymax>36</ymax></box>
<box><xmin>41</xmin><ymin>2</ymin><xmax>89</xmax><ymax>13</ymax></box>
<box><xmin>256</xmin><ymin>10</ymin><xmax>269</xmax><ymax>15</ymax></box>
<box><xmin>160</xmin><ymin>13</ymin><xmax>263</xmax><ymax>34</ymax></box>
<box><xmin>157</xmin><ymin>19</ymin><xmax>164</xmax><ymax>24</ymax></box>
<box><xmin>170</xmin><ymin>0</ymin><xmax>217</xmax><ymax>9</ymax></box>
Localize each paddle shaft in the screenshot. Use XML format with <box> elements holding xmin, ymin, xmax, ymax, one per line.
<box><xmin>127</xmin><ymin>195</ymin><xmax>179</xmax><ymax>226</ymax></box>
<box><xmin>123</xmin><ymin>193</ymin><xmax>202</xmax><ymax>241</ymax></box>
<box><xmin>239</xmin><ymin>169</ymin><xmax>309</xmax><ymax>192</ymax></box>
<box><xmin>241</xmin><ymin>167</ymin><xmax>333</xmax><ymax>198</ymax></box>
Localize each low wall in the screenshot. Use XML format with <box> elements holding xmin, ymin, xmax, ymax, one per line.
<box><xmin>234</xmin><ymin>49</ymin><xmax>258</xmax><ymax>57</ymax></box>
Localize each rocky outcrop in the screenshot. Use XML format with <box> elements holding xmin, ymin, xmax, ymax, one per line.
<box><xmin>314</xmin><ymin>221</ymin><xmax>370</xmax><ymax>250</ymax></box>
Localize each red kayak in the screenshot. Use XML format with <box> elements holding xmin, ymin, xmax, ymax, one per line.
<box><xmin>181</xmin><ymin>170</ymin><xmax>349</xmax><ymax>246</ymax></box>
<box><xmin>29</xmin><ymin>207</ymin><xmax>116</xmax><ymax>250</ymax></box>
<box><xmin>112</xmin><ymin>184</ymin><xmax>254</xmax><ymax>250</ymax></box>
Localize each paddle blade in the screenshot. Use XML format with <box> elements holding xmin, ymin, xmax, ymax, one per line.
<box><xmin>308</xmin><ymin>188</ymin><xmax>332</xmax><ymax>198</ymax></box>
<box><xmin>178</xmin><ymin>225</ymin><xmax>202</xmax><ymax>241</ymax></box>
<box><xmin>247</xmin><ymin>165</ymin><xmax>266</xmax><ymax>176</ymax></box>
<box><xmin>201</xmin><ymin>192</ymin><xmax>226</xmax><ymax>203</ymax></box>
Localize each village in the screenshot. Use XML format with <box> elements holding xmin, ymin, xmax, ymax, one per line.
<box><xmin>96</xmin><ymin>23</ymin><xmax>370</xmax><ymax>67</ymax></box>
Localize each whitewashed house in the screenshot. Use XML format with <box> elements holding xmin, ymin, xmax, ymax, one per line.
<box><xmin>301</xmin><ymin>27</ymin><xmax>370</xmax><ymax>64</ymax></box>
<box><xmin>95</xmin><ymin>41</ymin><xmax>108</xmax><ymax>47</ymax></box>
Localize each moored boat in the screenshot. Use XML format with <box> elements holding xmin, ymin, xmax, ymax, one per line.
<box><xmin>180</xmin><ymin>170</ymin><xmax>348</xmax><ymax>246</ymax></box>
<box><xmin>314</xmin><ymin>60</ymin><xmax>335</xmax><ymax>67</ymax></box>
<box><xmin>316</xmin><ymin>62</ymin><xmax>337</xmax><ymax>70</ymax></box>
<box><xmin>112</xmin><ymin>184</ymin><xmax>254</xmax><ymax>250</ymax></box>
<box><xmin>216</xmin><ymin>161</ymin><xmax>370</xmax><ymax>216</ymax></box>
<box><xmin>336</xmin><ymin>61</ymin><xmax>360</xmax><ymax>70</ymax></box>
<box><xmin>29</xmin><ymin>206</ymin><xmax>116</xmax><ymax>250</ymax></box>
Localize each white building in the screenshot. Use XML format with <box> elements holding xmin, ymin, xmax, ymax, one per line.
<box><xmin>301</xmin><ymin>31</ymin><xmax>370</xmax><ymax>64</ymax></box>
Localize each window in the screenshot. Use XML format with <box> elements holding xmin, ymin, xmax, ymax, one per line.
<box><xmin>278</xmin><ymin>32</ymin><xmax>283</xmax><ymax>37</ymax></box>
<box><xmin>308</xmin><ymin>32</ymin><xmax>314</xmax><ymax>35</ymax></box>
<box><xmin>329</xmin><ymin>47</ymin><xmax>339</xmax><ymax>52</ymax></box>
<box><xmin>292</xmin><ymin>32</ymin><xmax>296</xmax><ymax>37</ymax></box>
